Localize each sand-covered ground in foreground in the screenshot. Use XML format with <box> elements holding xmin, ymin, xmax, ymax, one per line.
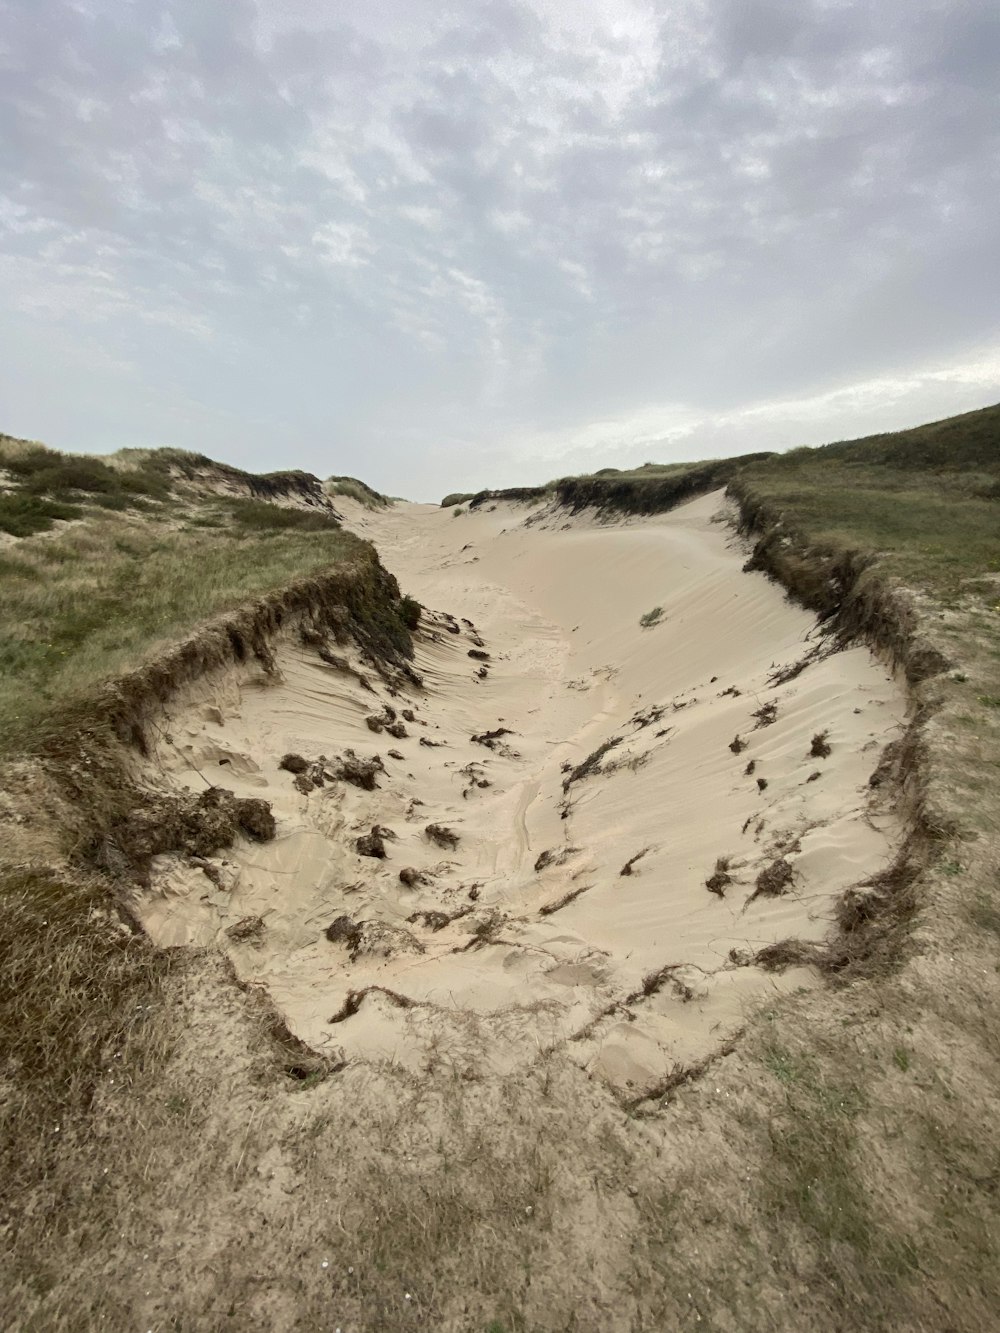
<box><xmin>137</xmin><ymin>491</ymin><xmax>905</xmax><ymax>1100</ymax></box>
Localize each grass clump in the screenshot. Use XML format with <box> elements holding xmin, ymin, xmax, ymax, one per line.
<box><xmin>325</xmin><ymin>475</ymin><xmax>391</xmax><ymax>509</ymax></box>
<box><xmin>441</xmin><ymin>492</ymin><xmax>476</xmax><ymax>507</ymax></box>
<box><xmin>639</xmin><ymin>606</ymin><xmax>664</xmax><ymax>628</ymax></box>
<box><xmin>223</xmin><ymin>498</ymin><xmax>341</xmax><ymax>532</ymax></box>
<box><xmin>0</xmin><ymin>492</ymin><xmax>82</xmax><ymax>536</ymax></box>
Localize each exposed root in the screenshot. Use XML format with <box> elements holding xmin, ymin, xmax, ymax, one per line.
<box><xmin>327</xmin><ymin>986</ymin><xmax>416</xmax><ymax>1024</ymax></box>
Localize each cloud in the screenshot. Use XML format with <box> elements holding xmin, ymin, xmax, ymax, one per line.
<box><xmin>0</xmin><ymin>0</ymin><xmax>997</xmax><ymax>498</ymax></box>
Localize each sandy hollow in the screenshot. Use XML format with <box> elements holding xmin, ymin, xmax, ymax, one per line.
<box><xmin>136</xmin><ymin>491</ymin><xmax>906</xmax><ymax>1100</ymax></box>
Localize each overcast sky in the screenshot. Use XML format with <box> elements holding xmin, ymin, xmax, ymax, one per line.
<box><xmin>2</xmin><ymin>0</ymin><xmax>998</xmax><ymax>500</ymax></box>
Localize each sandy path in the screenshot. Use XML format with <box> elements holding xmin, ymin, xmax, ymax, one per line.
<box><xmin>137</xmin><ymin>492</ymin><xmax>905</xmax><ymax>1098</ymax></box>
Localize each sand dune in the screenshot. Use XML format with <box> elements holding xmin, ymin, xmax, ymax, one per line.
<box><xmin>137</xmin><ymin>491</ymin><xmax>904</xmax><ymax>1099</ymax></box>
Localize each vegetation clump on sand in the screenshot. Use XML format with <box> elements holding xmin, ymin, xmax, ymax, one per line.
<box><xmin>325</xmin><ymin>475</ymin><xmax>393</xmax><ymax>508</ymax></box>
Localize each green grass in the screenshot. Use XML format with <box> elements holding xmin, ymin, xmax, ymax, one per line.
<box><xmin>325</xmin><ymin>475</ymin><xmax>392</xmax><ymax>509</ymax></box>
<box><xmin>0</xmin><ymin>507</ymin><xmax>361</xmax><ymax>753</ymax></box>
<box><xmin>0</xmin><ymin>492</ymin><xmax>83</xmax><ymax>537</ymax></box>
<box><xmin>737</xmin><ymin>454</ymin><xmax>1000</xmax><ymax>601</ymax></box>
<box><xmin>223</xmin><ymin>497</ymin><xmax>342</xmax><ymax>531</ymax></box>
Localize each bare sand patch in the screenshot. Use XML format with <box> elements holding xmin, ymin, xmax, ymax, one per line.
<box><xmin>136</xmin><ymin>491</ymin><xmax>904</xmax><ymax>1100</ymax></box>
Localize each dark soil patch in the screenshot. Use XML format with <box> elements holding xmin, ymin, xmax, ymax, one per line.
<box><xmin>356</xmin><ymin>828</ymin><xmax>387</xmax><ymax>858</ymax></box>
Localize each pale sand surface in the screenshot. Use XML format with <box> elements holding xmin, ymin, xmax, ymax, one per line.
<box><xmin>137</xmin><ymin>492</ymin><xmax>905</xmax><ymax>1098</ymax></box>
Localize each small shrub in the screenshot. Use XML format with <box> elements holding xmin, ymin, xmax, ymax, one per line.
<box><xmin>0</xmin><ymin>493</ymin><xmax>81</xmax><ymax>537</ymax></box>
<box><xmin>639</xmin><ymin>606</ymin><xmax>664</xmax><ymax>629</ymax></box>
<box><xmin>399</xmin><ymin>596</ymin><xmax>421</xmax><ymax>630</ymax></box>
<box><xmin>810</xmin><ymin>730</ymin><xmax>832</xmax><ymax>758</ymax></box>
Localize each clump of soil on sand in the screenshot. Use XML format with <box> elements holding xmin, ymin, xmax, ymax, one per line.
<box><xmin>325</xmin><ymin>914</ymin><xmax>363</xmax><ymax>951</ymax></box>
<box><xmin>365</xmin><ymin>706</ymin><xmax>408</xmax><ymax>738</ymax></box>
<box><xmin>750</xmin><ymin>857</ymin><xmax>795</xmax><ymax>902</ymax></box>
<box><xmin>729</xmin><ymin>734</ymin><xmax>747</xmax><ymax>754</ymax></box>
<box><xmin>809</xmin><ymin>729</ymin><xmax>832</xmax><ymax>758</ymax></box>
<box><xmin>744</xmin><ymin>758</ymin><xmax>757</xmax><ymax>776</ymax></box>
<box><xmin>98</xmin><ymin>785</ymin><xmax>276</xmax><ymax>877</ymax></box>
<box><xmin>356</xmin><ymin>826</ymin><xmax>393</xmax><ymax>858</ymax></box>
<box><xmin>425</xmin><ymin>823</ymin><xmax>459</xmax><ymax>850</ymax></box>
<box><xmin>398</xmin><ymin>866</ymin><xmax>427</xmax><ymax>887</ymax></box>
<box><xmin>325</xmin><ymin>917</ymin><xmax>423</xmax><ymax>960</ymax></box>
<box><xmin>226</xmin><ymin>914</ymin><xmax>266</xmax><ymax>943</ymax></box>
<box><xmin>337</xmin><ymin>750</ymin><xmax>385</xmax><ymax>790</ymax></box>
<box><xmin>468</xmin><ymin>649</ymin><xmax>490</xmax><ymax>661</ymax></box>
<box><xmin>280</xmin><ymin>749</ymin><xmax>385</xmax><ymax>791</ymax></box>
<box><xmin>705</xmin><ymin>856</ymin><xmax>733</xmax><ymax>897</ymax></box>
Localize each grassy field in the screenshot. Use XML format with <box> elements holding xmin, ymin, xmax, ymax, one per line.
<box><xmin>0</xmin><ymin>498</ymin><xmax>361</xmax><ymax>755</ymax></box>
<box><xmin>3</xmin><ymin>412</ymin><xmax>1000</xmax><ymax>1331</ymax></box>
<box><xmin>736</xmin><ymin>404</ymin><xmax>1000</xmax><ymax>601</ymax></box>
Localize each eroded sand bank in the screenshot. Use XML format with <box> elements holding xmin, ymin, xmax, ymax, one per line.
<box><xmin>137</xmin><ymin>492</ymin><xmax>905</xmax><ymax>1098</ymax></box>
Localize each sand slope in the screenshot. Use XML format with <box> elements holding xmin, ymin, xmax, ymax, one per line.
<box><xmin>137</xmin><ymin>491</ymin><xmax>904</xmax><ymax>1099</ymax></box>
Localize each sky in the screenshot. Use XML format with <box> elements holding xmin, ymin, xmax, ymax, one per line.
<box><xmin>1</xmin><ymin>0</ymin><xmax>998</xmax><ymax>501</ymax></box>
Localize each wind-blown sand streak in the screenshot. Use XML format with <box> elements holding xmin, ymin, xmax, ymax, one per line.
<box><xmin>136</xmin><ymin>491</ymin><xmax>904</xmax><ymax>1099</ymax></box>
